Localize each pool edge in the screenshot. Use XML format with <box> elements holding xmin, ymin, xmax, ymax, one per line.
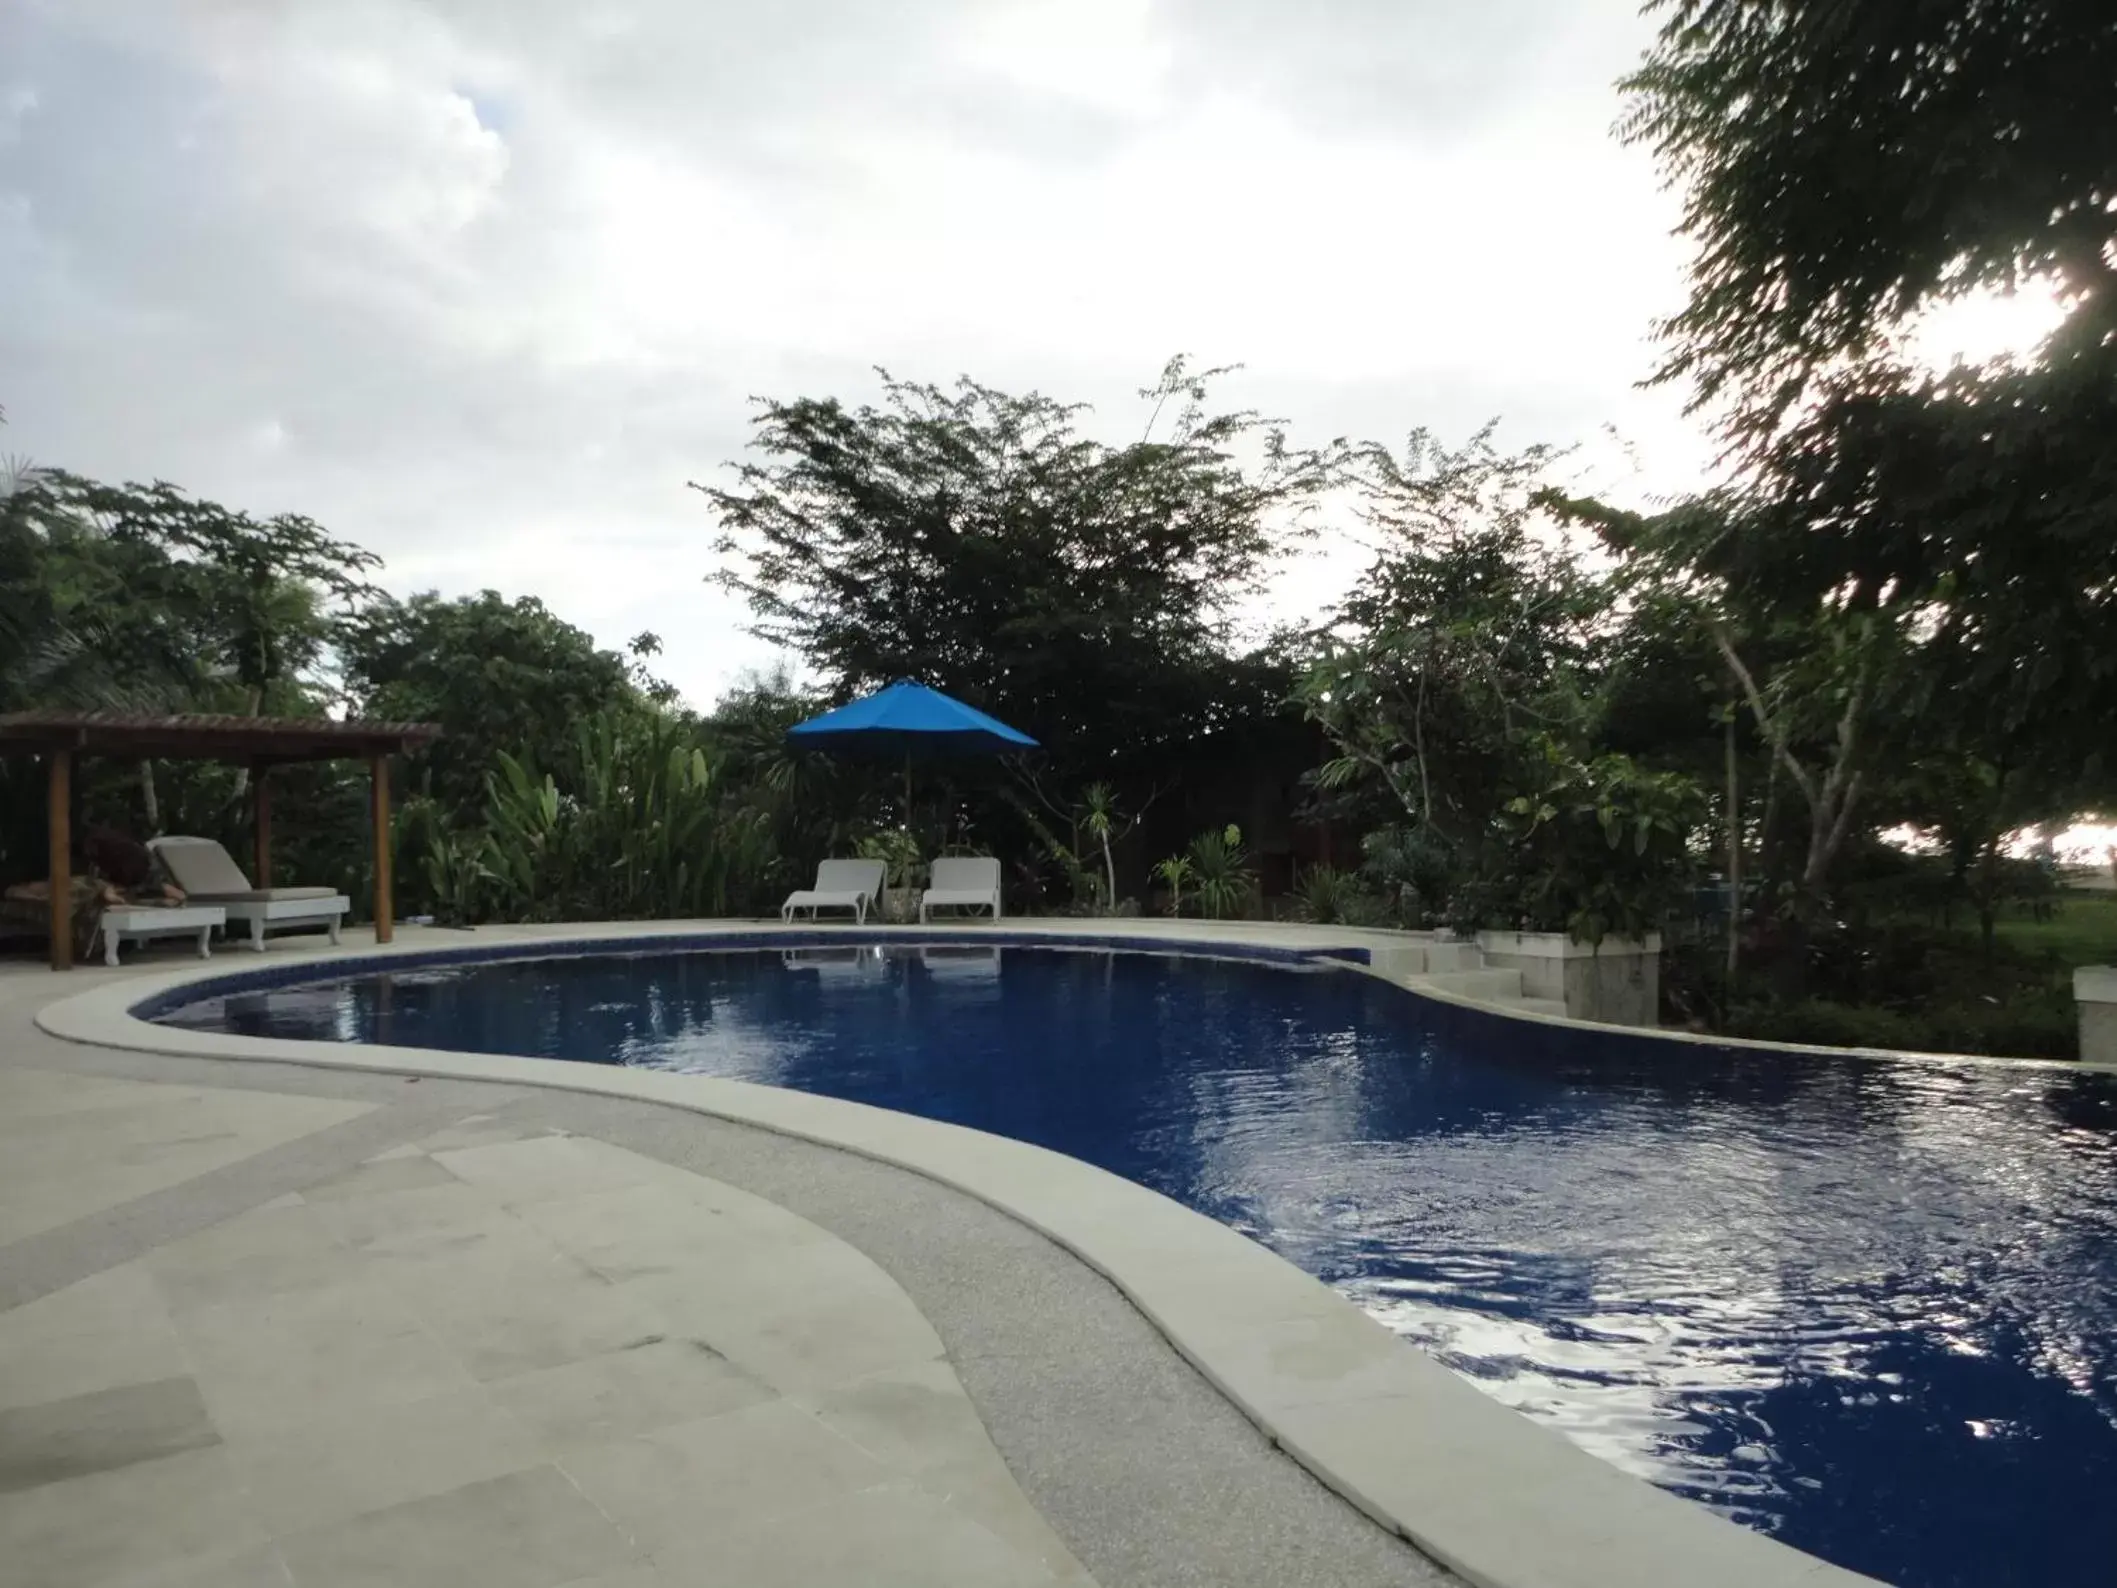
<box><xmin>34</xmin><ymin>923</ymin><xmax>1889</xmax><ymax>1588</ymax></box>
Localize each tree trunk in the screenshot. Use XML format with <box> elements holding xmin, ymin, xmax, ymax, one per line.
<box><xmin>139</xmin><ymin>760</ymin><xmax>160</xmax><ymax>833</ymax></box>
<box><xmin>1973</xmin><ymin>829</ymin><xmax>2005</xmax><ymax>968</ymax></box>
<box><xmin>1724</xmin><ymin>715</ymin><xmax>1740</xmax><ymax>981</ymax></box>
<box><xmin>1712</xmin><ymin>624</ymin><xmax>1868</xmax><ymax>910</ymax></box>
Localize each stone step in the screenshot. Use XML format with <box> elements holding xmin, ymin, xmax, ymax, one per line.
<box><xmin>1420</xmin><ymin>941</ymin><xmax>1487</xmax><ymax>974</ymax></box>
<box><xmin>1412</xmin><ymin>967</ymin><xmax>1525</xmax><ymax>1004</ymax></box>
<box><xmin>1364</xmin><ymin>945</ymin><xmax>1428</xmax><ymax>982</ymax></box>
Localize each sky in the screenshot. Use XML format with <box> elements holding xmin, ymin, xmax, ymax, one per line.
<box><xmin>5</xmin><ymin>0</ymin><xmax>1727</xmax><ymax>709</ymax></box>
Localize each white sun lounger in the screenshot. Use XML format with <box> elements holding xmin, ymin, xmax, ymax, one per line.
<box><xmin>781</xmin><ymin>858</ymin><xmax>886</xmax><ymax>925</ymax></box>
<box><xmin>920</xmin><ymin>856</ymin><xmax>1002</xmax><ymax>922</ymax></box>
<box><xmin>147</xmin><ymin>836</ymin><xmax>352</xmax><ymax>951</ymax></box>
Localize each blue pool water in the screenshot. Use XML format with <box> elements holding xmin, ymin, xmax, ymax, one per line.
<box><xmin>158</xmin><ymin>942</ymin><xmax>2117</xmax><ymax>1587</ymax></box>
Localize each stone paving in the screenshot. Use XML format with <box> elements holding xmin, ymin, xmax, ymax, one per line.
<box><xmin>0</xmin><ymin>1064</ymin><xmax>1084</xmax><ymax>1587</ymax></box>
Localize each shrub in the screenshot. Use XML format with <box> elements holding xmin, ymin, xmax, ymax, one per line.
<box><xmin>1187</xmin><ymin>824</ymin><xmax>1256</xmax><ymax>919</ymax></box>
<box><xmin>1724</xmin><ymin>995</ymin><xmax>2075</xmax><ymax>1062</ymax></box>
<box><xmin>1152</xmin><ymin>854</ymin><xmax>1194</xmax><ymax>917</ymax></box>
<box><xmin>426</xmin><ymin>711</ymin><xmax>774</xmax><ymax>924</ymax></box>
<box><xmin>1292</xmin><ymin>863</ymin><xmax>1380</xmax><ymax>925</ymax></box>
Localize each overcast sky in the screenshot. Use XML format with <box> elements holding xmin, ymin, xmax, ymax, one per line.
<box><xmin>1</xmin><ymin>0</ymin><xmax>1719</xmax><ymax>708</ymax></box>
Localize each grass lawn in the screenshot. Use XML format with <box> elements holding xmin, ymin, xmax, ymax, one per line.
<box><xmin>1715</xmin><ymin>890</ymin><xmax>2117</xmax><ymax>1061</ymax></box>
<box><xmin>1991</xmin><ymin>889</ymin><xmax>2117</xmax><ymax>967</ymax></box>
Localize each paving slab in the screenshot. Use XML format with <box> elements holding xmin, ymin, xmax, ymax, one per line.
<box><xmin>0</xmin><ymin>1032</ymin><xmax>1099</xmax><ymax>1588</ymax></box>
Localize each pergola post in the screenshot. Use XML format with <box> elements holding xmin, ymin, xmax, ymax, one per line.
<box><xmin>370</xmin><ymin>754</ymin><xmax>393</xmax><ymax>944</ymax></box>
<box><xmin>47</xmin><ymin>748</ymin><xmax>72</xmax><ymax>971</ymax></box>
<box><xmin>252</xmin><ymin>764</ymin><xmax>273</xmax><ymax>890</ymax></box>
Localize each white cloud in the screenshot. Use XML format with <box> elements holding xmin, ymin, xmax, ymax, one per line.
<box><xmin>0</xmin><ymin>0</ymin><xmax>1705</xmax><ymax>709</ymax></box>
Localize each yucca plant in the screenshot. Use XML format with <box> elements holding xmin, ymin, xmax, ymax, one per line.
<box><xmin>1186</xmin><ymin>824</ymin><xmax>1255</xmax><ymax>919</ymax></box>
<box><xmin>1152</xmin><ymin>854</ymin><xmax>1194</xmax><ymax>916</ymax></box>
<box><xmin>1293</xmin><ymin>863</ymin><xmax>1369</xmax><ymax>925</ymax></box>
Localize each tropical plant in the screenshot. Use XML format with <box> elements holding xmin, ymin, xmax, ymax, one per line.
<box><xmin>472</xmin><ymin>713</ymin><xmax>772</xmax><ymax>922</ymax></box>
<box><xmin>1080</xmin><ymin>782</ymin><xmax>1121</xmax><ymax>909</ymax></box>
<box><xmin>1291</xmin><ymin>864</ymin><xmax>1378</xmax><ymax>926</ymax></box>
<box><xmin>1356</xmin><ymin>826</ymin><xmax>1458</xmax><ymax>927</ymax></box>
<box><xmin>398</xmin><ymin>795</ymin><xmax>493</xmax><ymax>927</ymax></box>
<box><xmin>1186</xmin><ymin>824</ymin><xmax>1255</xmax><ymax>920</ymax></box>
<box><xmin>1621</xmin><ymin>0</ymin><xmax>2117</xmax><ymax>808</ymax></box>
<box><xmin>1005</xmin><ymin>793</ymin><xmax>1104</xmax><ymax>911</ymax></box>
<box><xmin>854</xmin><ymin>828</ymin><xmax>925</xmax><ymax>893</ymax></box>
<box><xmin>1152</xmin><ymin>854</ymin><xmax>1194</xmax><ymax>917</ymax></box>
<box><xmin>1489</xmin><ymin>744</ymin><xmax>1707</xmax><ymax>945</ymax></box>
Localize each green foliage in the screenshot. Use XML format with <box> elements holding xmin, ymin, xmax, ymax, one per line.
<box><xmin>1298</xmin><ymin>428</ymin><xmax>1604</xmax><ymax>842</ymax></box>
<box><xmin>1016</xmin><ymin>803</ymin><xmax>1088</xmax><ymax>903</ymax></box>
<box><xmin>700</xmin><ymin>667</ymin><xmax>870</xmax><ymax>893</ymax></box>
<box><xmin>345</xmin><ymin>591</ymin><xmax>649</xmax><ymax>825</ymax></box>
<box><xmin>1185</xmin><ymin>824</ymin><xmax>1255</xmax><ymax>919</ymax></box>
<box><xmin>1297</xmin><ymin>430</ymin><xmax>1704</xmax><ymax>944</ymax></box>
<box><xmin>1622</xmin><ymin>0</ymin><xmax>2117</xmax><ymax>437</ymax></box>
<box><xmin>1725</xmin><ymin>995</ymin><xmax>2076</xmax><ymax>1064</ymax></box>
<box><xmin>700</xmin><ymin>359</ymin><xmax>1338</xmax><ymax>797</ymax></box>
<box><xmin>26</xmin><ymin>471</ymin><xmax>379</xmax><ymax>707</ymax></box>
<box><xmin>854</xmin><ymin>828</ymin><xmax>925</xmax><ymax>892</ymax></box>
<box><xmin>1622</xmin><ymin>0</ymin><xmax>2117</xmax><ymax>803</ymax></box>
<box><xmin>1357</xmin><ymin>826</ymin><xmax>1457</xmax><ymax>926</ymax></box>
<box><xmin>2</xmin><ymin>470</ymin><xmax>377</xmax><ymax>724</ymax></box>
<box><xmin>1491</xmin><ymin>745</ymin><xmax>1707</xmax><ymax>944</ymax></box>
<box><xmin>1151</xmin><ymin>854</ymin><xmax>1194</xmax><ymax>917</ymax></box>
<box><xmin>427</xmin><ymin>713</ymin><xmax>773</xmax><ymax>925</ymax></box>
<box><xmin>1290</xmin><ymin>864</ymin><xmax>1383</xmax><ymax>926</ymax></box>
<box><xmin>1081</xmin><ymin>781</ymin><xmax>1121</xmax><ymax>909</ymax></box>
<box><xmin>0</xmin><ymin>466</ymin><xmax>384</xmax><ymax>886</ymax></box>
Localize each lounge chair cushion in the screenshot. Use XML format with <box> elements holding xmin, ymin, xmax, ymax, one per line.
<box><xmin>149</xmin><ymin>836</ymin><xmax>254</xmax><ymax>897</ymax></box>
<box><xmin>149</xmin><ymin>836</ymin><xmax>340</xmax><ymax>904</ymax></box>
<box><xmin>202</xmin><ymin>888</ymin><xmax>344</xmax><ymax>904</ymax></box>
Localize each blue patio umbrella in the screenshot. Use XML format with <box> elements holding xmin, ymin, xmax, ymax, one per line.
<box><xmin>788</xmin><ymin>680</ymin><xmax>1038</xmax><ymax>756</ymax></box>
<box><xmin>787</xmin><ymin>679</ymin><xmax>1038</xmax><ymax>809</ymax></box>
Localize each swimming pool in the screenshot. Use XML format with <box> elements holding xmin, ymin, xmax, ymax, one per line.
<box><xmin>155</xmin><ymin>940</ymin><xmax>2117</xmax><ymax>1588</ymax></box>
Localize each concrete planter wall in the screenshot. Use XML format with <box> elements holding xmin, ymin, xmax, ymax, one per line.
<box><xmin>2074</xmin><ymin>966</ymin><xmax>2117</xmax><ymax>1064</ymax></box>
<box><xmin>1475</xmin><ymin>930</ymin><xmax>1662</xmax><ymax>1028</ymax></box>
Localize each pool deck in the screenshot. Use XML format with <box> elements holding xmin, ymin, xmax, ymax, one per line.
<box><xmin>3</xmin><ymin>921</ymin><xmax>1888</xmax><ymax>1588</ymax></box>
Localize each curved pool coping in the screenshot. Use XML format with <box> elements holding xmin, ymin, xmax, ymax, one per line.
<box><xmin>34</xmin><ymin>922</ymin><xmax>1889</xmax><ymax>1588</ymax></box>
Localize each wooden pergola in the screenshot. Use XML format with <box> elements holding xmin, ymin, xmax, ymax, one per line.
<box><xmin>0</xmin><ymin>711</ymin><xmax>441</xmax><ymax>970</ymax></box>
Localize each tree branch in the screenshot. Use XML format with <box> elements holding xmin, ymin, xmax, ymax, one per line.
<box><xmin>1712</xmin><ymin>621</ymin><xmax>1816</xmax><ymax>807</ymax></box>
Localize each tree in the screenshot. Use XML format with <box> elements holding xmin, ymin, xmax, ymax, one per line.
<box><xmin>1548</xmin><ymin>489</ymin><xmax>1908</xmax><ymax>916</ymax></box>
<box><xmin>25</xmin><ymin>472</ymin><xmax>379</xmax><ymax>716</ymax></box>
<box><xmin>698</xmin><ymin>359</ymin><xmax>1342</xmax><ymax>787</ymax></box>
<box><xmin>1623</xmin><ymin>0</ymin><xmax>2117</xmax><ymax>773</ymax></box>
<box><xmin>1622</xmin><ymin>0</ymin><xmax>2117</xmax><ymax>440</ymax></box>
<box><xmin>1296</xmin><ymin>429</ymin><xmax>1703</xmax><ymax>939</ymax></box>
<box><xmin>1</xmin><ymin>471</ymin><xmax>380</xmax><ymax>836</ymax></box>
<box><xmin>1299</xmin><ymin>429</ymin><xmax>1604</xmax><ymax>844</ymax></box>
<box><xmin>699</xmin><ymin>667</ymin><xmax>870</xmax><ymax>887</ymax></box>
<box><xmin>343</xmin><ymin>591</ymin><xmax>647</xmax><ymax>823</ymax></box>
